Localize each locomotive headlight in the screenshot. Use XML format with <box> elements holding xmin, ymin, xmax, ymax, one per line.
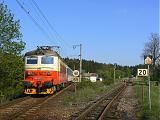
<box><xmin>47</xmin><ymin>72</ymin><xmax>51</xmax><ymax>76</ymax></box>
<box><xmin>27</xmin><ymin>72</ymin><xmax>35</xmax><ymax>76</ymax></box>
<box><xmin>27</xmin><ymin>72</ymin><xmax>31</xmax><ymax>75</ymax></box>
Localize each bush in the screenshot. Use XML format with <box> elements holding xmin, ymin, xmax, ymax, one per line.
<box><xmin>77</xmin><ymin>80</ymin><xmax>97</xmax><ymax>90</ymax></box>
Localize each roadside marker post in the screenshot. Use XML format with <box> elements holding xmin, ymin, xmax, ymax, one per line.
<box><xmin>144</xmin><ymin>55</ymin><xmax>152</xmax><ymax>110</ymax></box>
<box><xmin>148</xmin><ymin>64</ymin><xmax>151</xmax><ymax>110</ymax></box>
<box><xmin>137</xmin><ymin>69</ymin><xmax>148</xmax><ymax>104</ymax></box>
<box><xmin>137</xmin><ymin>55</ymin><xmax>152</xmax><ymax>110</ymax></box>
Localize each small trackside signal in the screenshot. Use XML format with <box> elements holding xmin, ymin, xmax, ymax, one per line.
<box><xmin>73</xmin><ymin>70</ymin><xmax>79</xmax><ymax>77</ymax></box>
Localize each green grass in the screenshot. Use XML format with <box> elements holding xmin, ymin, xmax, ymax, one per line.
<box><xmin>63</xmin><ymin>80</ymin><xmax>118</xmax><ymax>106</ymax></box>
<box><xmin>134</xmin><ymin>84</ymin><xmax>160</xmax><ymax>120</ymax></box>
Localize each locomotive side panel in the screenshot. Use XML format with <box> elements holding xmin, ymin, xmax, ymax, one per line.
<box><xmin>59</xmin><ymin>59</ymin><xmax>68</xmax><ymax>84</ymax></box>
<box><xmin>67</xmin><ymin>67</ymin><xmax>73</xmax><ymax>81</ymax></box>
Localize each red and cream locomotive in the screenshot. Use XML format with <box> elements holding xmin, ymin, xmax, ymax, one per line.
<box><xmin>23</xmin><ymin>46</ymin><xmax>73</xmax><ymax>94</ymax></box>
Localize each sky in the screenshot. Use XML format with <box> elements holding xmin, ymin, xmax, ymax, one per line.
<box><xmin>2</xmin><ymin>0</ymin><xmax>159</xmax><ymax>66</ymax></box>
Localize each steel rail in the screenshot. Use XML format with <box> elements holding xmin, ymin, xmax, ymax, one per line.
<box><xmin>75</xmin><ymin>84</ymin><xmax>126</xmax><ymax>120</ymax></box>
<box><xmin>98</xmin><ymin>85</ymin><xmax>126</xmax><ymax>120</ymax></box>
<box><xmin>0</xmin><ymin>83</ymin><xmax>73</xmax><ymax>120</ymax></box>
<box><xmin>13</xmin><ymin>84</ymin><xmax>74</xmax><ymax>120</ymax></box>
<box><xmin>38</xmin><ymin>83</ymin><xmax>73</xmax><ymax>105</ymax></box>
<box><xmin>0</xmin><ymin>96</ymin><xmax>30</xmax><ymax>109</ymax></box>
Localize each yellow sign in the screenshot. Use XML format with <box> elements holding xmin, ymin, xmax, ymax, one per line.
<box><xmin>144</xmin><ymin>56</ymin><xmax>152</xmax><ymax>65</ymax></box>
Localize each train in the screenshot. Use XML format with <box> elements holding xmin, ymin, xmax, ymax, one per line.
<box><xmin>23</xmin><ymin>46</ymin><xmax>73</xmax><ymax>94</ymax></box>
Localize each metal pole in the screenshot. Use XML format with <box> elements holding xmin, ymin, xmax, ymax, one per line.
<box><xmin>114</xmin><ymin>67</ymin><xmax>115</xmax><ymax>84</ymax></box>
<box><xmin>79</xmin><ymin>44</ymin><xmax>82</xmax><ymax>82</ymax></box>
<box><xmin>114</xmin><ymin>63</ymin><xmax>116</xmax><ymax>84</ymax></box>
<box><xmin>73</xmin><ymin>44</ymin><xmax>82</xmax><ymax>82</ymax></box>
<box><xmin>148</xmin><ymin>64</ymin><xmax>151</xmax><ymax>110</ymax></box>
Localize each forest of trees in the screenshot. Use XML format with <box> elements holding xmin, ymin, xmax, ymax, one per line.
<box><xmin>64</xmin><ymin>57</ymin><xmax>160</xmax><ymax>83</ymax></box>
<box><xmin>63</xmin><ymin>58</ymin><xmax>133</xmax><ymax>84</ymax></box>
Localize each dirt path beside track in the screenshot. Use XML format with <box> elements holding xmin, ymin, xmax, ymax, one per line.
<box><xmin>117</xmin><ymin>85</ymin><xmax>138</xmax><ymax>120</ymax></box>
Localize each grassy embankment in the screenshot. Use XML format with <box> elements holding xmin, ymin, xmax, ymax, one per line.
<box><xmin>134</xmin><ymin>82</ymin><xmax>160</xmax><ymax>120</ymax></box>
<box><xmin>63</xmin><ymin>80</ymin><xmax>120</xmax><ymax>106</ymax></box>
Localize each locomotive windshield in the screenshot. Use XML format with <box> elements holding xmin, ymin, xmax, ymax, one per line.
<box><xmin>41</xmin><ymin>56</ymin><xmax>53</xmax><ymax>64</ymax></box>
<box><xmin>26</xmin><ymin>56</ymin><xmax>38</xmax><ymax>64</ymax></box>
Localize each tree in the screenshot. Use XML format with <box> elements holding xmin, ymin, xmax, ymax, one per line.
<box><xmin>142</xmin><ymin>33</ymin><xmax>159</xmax><ymax>66</ymax></box>
<box><xmin>0</xmin><ymin>2</ymin><xmax>25</xmax><ymax>102</ymax></box>
<box><xmin>0</xmin><ymin>3</ymin><xmax>25</xmax><ymax>55</ymax></box>
<box><xmin>142</xmin><ymin>33</ymin><xmax>160</xmax><ymax>81</ymax></box>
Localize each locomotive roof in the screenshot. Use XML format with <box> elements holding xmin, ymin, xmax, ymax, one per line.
<box><xmin>25</xmin><ymin>48</ymin><xmax>59</xmax><ymax>57</ymax></box>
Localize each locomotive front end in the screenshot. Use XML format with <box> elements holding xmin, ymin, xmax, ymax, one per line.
<box><xmin>23</xmin><ymin>47</ymin><xmax>59</xmax><ymax>94</ymax></box>
<box><xmin>23</xmin><ymin>46</ymin><xmax>73</xmax><ymax>94</ymax></box>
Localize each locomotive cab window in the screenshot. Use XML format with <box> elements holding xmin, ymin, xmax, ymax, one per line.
<box><xmin>26</xmin><ymin>56</ymin><xmax>38</xmax><ymax>64</ymax></box>
<box><xmin>41</xmin><ymin>56</ymin><xmax>53</xmax><ymax>64</ymax></box>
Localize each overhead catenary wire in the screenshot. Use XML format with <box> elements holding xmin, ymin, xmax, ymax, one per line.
<box><xmin>31</xmin><ymin>0</ymin><xmax>71</xmax><ymax>49</ymax></box>
<box><xmin>16</xmin><ymin>0</ymin><xmax>75</xmax><ymax>58</ymax></box>
<box><xmin>30</xmin><ymin>0</ymin><xmax>75</xmax><ymax>57</ymax></box>
<box><xmin>28</xmin><ymin>0</ymin><xmax>58</xmax><ymax>45</ymax></box>
<box><xmin>15</xmin><ymin>0</ymin><xmax>57</xmax><ymax>45</ymax></box>
<box><xmin>22</xmin><ymin>1</ymin><xmax>53</xmax><ymax>47</ymax></box>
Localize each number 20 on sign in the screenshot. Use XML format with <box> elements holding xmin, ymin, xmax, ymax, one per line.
<box><xmin>137</xmin><ymin>69</ymin><xmax>148</xmax><ymax>76</ymax></box>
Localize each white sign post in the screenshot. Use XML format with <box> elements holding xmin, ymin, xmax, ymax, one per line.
<box><xmin>147</xmin><ymin>64</ymin><xmax>151</xmax><ymax>110</ymax></box>
<box><xmin>144</xmin><ymin>55</ymin><xmax>152</xmax><ymax>110</ymax></box>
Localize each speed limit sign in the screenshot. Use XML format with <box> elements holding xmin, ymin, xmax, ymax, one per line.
<box><xmin>137</xmin><ymin>69</ymin><xmax>148</xmax><ymax>76</ymax></box>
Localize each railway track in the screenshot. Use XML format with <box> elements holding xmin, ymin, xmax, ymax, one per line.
<box><xmin>74</xmin><ymin>83</ymin><xmax>126</xmax><ymax>120</ymax></box>
<box><xmin>0</xmin><ymin>83</ymin><xmax>74</xmax><ymax>120</ymax></box>
<box><xmin>0</xmin><ymin>96</ymin><xmax>31</xmax><ymax>109</ymax></box>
